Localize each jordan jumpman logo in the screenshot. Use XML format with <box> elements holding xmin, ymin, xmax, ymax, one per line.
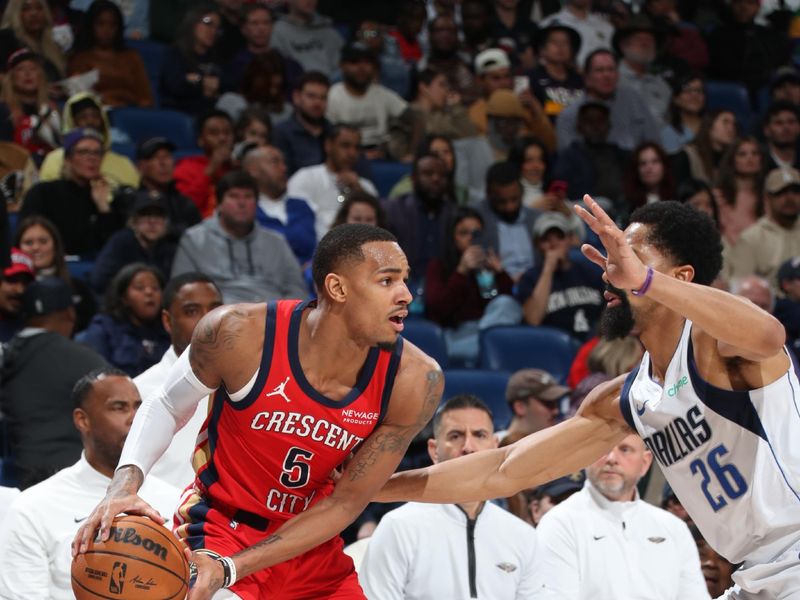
<box><xmin>266</xmin><ymin>376</ymin><xmax>292</xmax><ymax>403</ymax></box>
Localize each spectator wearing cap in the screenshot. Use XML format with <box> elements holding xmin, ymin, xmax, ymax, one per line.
<box><xmin>485</xmin><ymin>89</ymin><xmax>530</xmax><ymax>161</ymax></box>
<box><xmin>769</xmin><ymin>67</ymin><xmax>800</xmax><ymax>106</ymax></box>
<box><xmin>0</xmin><ymin>277</ymin><xmax>107</xmax><ymax>488</ymax></box>
<box><xmin>0</xmin><ymin>247</ymin><xmax>34</xmax><ymax>342</ymax></box>
<box><xmin>115</xmin><ymin>137</ymin><xmax>201</xmax><ymax>241</ymax></box>
<box><xmin>20</xmin><ymin>127</ymin><xmax>122</xmax><ymax>256</ymax></box>
<box><xmin>775</xmin><ymin>257</ymin><xmax>800</xmax><ymax>354</ymax></box>
<box><xmin>527</xmin><ymin>472</ymin><xmax>585</xmax><ymax>526</ymax></box>
<box><xmin>540</xmin><ymin>0</ymin><xmax>614</xmax><ymax>68</ymax></box>
<box><xmin>269</xmin><ymin>0</ymin><xmax>343</xmax><ymax>76</ymax></box>
<box><xmin>554</xmin><ymin>102</ymin><xmax>628</xmax><ymax>212</ymax></box>
<box><xmin>614</xmin><ymin>15</ymin><xmax>671</xmax><ymax>125</ymax></box>
<box><xmin>527</xmin><ymin>25</ymin><xmax>584</xmax><ymax>122</ymax></box>
<box><xmin>0</xmin><ymin>0</ymin><xmax>66</xmax><ymax>85</ymax></box>
<box><xmin>556</xmin><ymin>49</ymin><xmax>659</xmax><ymax>153</ymax></box>
<box><xmin>0</xmin><ymin>49</ymin><xmax>61</xmax><ymax>163</ymax></box>
<box><xmin>38</xmin><ymin>92</ymin><xmax>139</xmax><ymax>190</ymax></box>
<box><xmin>360</xmin><ymin>394</ymin><xmax>539</xmax><ymax>600</ymax></box>
<box><xmin>706</xmin><ymin>0</ymin><xmax>788</xmax><ymax>96</ymax></box>
<box><xmin>243</xmin><ymin>145</ymin><xmax>317</xmax><ymax>266</ymax></box>
<box><xmin>726</xmin><ymin>168</ymin><xmax>800</xmax><ymax>287</ymax></box>
<box><xmin>173</xmin><ymin>110</ymin><xmax>235</xmax><ymax>218</ymax></box>
<box><xmin>273</xmin><ymin>71</ymin><xmax>333</xmax><ymax>175</ymax></box>
<box><xmin>326</xmin><ymin>42</ymin><xmax>408</xmax><ymax>161</ymax></box>
<box><xmin>762</xmin><ymin>101</ymin><xmax>800</xmax><ymax>172</ymax></box>
<box><xmin>517</xmin><ymin>211</ymin><xmax>604</xmax><ymax>340</ymax></box>
<box><xmin>533</xmin><ymin>433</ymin><xmax>710</xmax><ymax>600</ymax></box>
<box><xmin>468</xmin><ymin>48</ymin><xmax>555</xmax><ymax>154</ymax></box>
<box><xmin>476</xmin><ymin>161</ymin><xmax>538</xmax><ymax>280</ymax></box>
<box><xmin>90</xmin><ymin>195</ymin><xmax>177</xmax><ymax>294</ymax></box>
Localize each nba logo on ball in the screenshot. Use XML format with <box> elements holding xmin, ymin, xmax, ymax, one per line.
<box><xmin>110</xmin><ymin>562</ymin><xmax>127</xmax><ymax>594</ymax></box>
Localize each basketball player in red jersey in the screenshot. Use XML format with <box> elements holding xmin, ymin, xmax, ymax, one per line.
<box><xmin>73</xmin><ymin>219</ymin><xmax>444</xmax><ymax>599</ymax></box>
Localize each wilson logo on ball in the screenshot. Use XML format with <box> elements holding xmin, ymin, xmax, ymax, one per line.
<box><xmin>108</xmin><ymin>527</ymin><xmax>168</xmax><ymax>561</ymax></box>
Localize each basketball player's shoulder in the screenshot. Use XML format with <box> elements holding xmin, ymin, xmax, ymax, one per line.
<box><xmin>386</xmin><ymin>341</ymin><xmax>444</xmax><ymax>426</ymax></box>
<box><xmin>192</xmin><ymin>302</ymin><xmax>265</xmax><ymax>345</ymax></box>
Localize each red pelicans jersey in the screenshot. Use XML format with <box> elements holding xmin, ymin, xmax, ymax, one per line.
<box><xmin>191</xmin><ymin>300</ymin><xmax>402</xmax><ymax>524</ymax></box>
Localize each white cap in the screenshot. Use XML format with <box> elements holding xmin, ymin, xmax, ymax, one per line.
<box><xmin>475</xmin><ymin>48</ymin><xmax>511</xmax><ymax>75</ymax></box>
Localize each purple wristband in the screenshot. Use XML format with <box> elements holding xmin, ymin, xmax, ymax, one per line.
<box><xmin>631</xmin><ymin>266</ymin><xmax>654</xmax><ymax>296</ymax></box>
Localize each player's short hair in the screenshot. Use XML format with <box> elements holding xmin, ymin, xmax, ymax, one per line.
<box><xmin>72</xmin><ymin>366</ymin><xmax>129</xmax><ymax>410</ymax></box>
<box><xmin>311</xmin><ymin>224</ymin><xmax>397</xmax><ymax>293</ymax></box>
<box><xmin>432</xmin><ymin>394</ymin><xmax>494</xmax><ymax>436</ymax></box>
<box><xmin>162</xmin><ymin>272</ymin><xmax>219</xmax><ymax>311</ymax></box>
<box><xmin>629</xmin><ymin>200</ymin><xmax>723</xmax><ymax>286</ymax></box>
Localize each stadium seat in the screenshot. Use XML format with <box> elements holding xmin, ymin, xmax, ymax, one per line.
<box><xmin>127</xmin><ymin>39</ymin><xmax>166</xmax><ymax>106</ymax></box>
<box><xmin>109</xmin><ymin>107</ymin><xmax>198</xmax><ymax>152</ymax></box>
<box><xmin>66</xmin><ymin>258</ymin><xmax>95</xmax><ymax>282</ymax></box>
<box><xmin>704</xmin><ymin>80</ymin><xmax>753</xmax><ymax>133</ymax></box>
<box><xmin>401</xmin><ymin>318</ymin><xmax>449</xmax><ymax>369</ymax></box>
<box><xmin>479</xmin><ymin>326</ymin><xmax>578</xmax><ymax>384</ymax></box>
<box><xmin>443</xmin><ymin>369</ymin><xmax>512</xmax><ymax>430</ymax></box>
<box><xmin>368</xmin><ymin>160</ymin><xmax>412</xmax><ymax>198</ymax></box>
<box><xmin>110</xmin><ymin>140</ymin><xmax>136</xmax><ymax>161</ymax></box>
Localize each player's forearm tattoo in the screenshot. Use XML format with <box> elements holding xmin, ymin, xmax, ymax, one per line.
<box><xmin>233</xmin><ymin>533</ymin><xmax>283</xmax><ymax>566</ymax></box>
<box><xmin>108</xmin><ymin>465</ymin><xmax>143</xmax><ymax>495</ymax></box>
<box><xmin>348</xmin><ymin>368</ymin><xmax>443</xmax><ymax>482</ymax></box>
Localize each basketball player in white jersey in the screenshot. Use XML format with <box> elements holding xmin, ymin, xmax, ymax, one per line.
<box><xmin>378</xmin><ymin>196</ymin><xmax>800</xmax><ymax>600</ymax></box>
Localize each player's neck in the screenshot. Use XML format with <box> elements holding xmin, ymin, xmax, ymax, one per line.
<box><xmin>639</xmin><ymin>311</ymin><xmax>687</xmax><ymax>382</ymax></box>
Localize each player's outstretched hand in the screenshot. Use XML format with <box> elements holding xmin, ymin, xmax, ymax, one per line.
<box><xmin>186</xmin><ymin>550</ymin><xmax>225</xmax><ymax>600</ymax></box>
<box><xmin>574</xmin><ymin>194</ymin><xmax>649</xmax><ymax>291</ymax></box>
<box><xmin>71</xmin><ymin>488</ymin><xmax>164</xmax><ymax>556</ymax></box>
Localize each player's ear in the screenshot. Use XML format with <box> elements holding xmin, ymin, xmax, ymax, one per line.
<box><xmin>324</xmin><ymin>272</ymin><xmax>347</xmax><ymax>303</ymax></box>
<box><xmin>427</xmin><ymin>438</ymin><xmax>439</xmax><ymax>464</ymax></box>
<box><xmin>161</xmin><ymin>308</ymin><xmax>172</xmax><ymax>336</ymax></box>
<box><xmin>673</xmin><ymin>264</ymin><xmax>695</xmax><ymax>283</ymax></box>
<box><xmin>73</xmin><ymin>407</ymin><xmax>89</xmax><ymax>436</ymax></box>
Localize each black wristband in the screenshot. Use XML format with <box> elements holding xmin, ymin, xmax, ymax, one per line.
<box><xmin>216</xmin><ymin>556</ymin><xmax>232</xmax><ymax>588</ymax></box>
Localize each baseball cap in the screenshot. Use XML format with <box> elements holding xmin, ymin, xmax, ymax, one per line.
<box><xmin>506</xmin><ymin>368</ymin><xmax>570</xmax><ymax>403</ymax></box>
<box><xmin>6</xmin><ymin>48</ymin><xmax>39</xmax><ymax>71</ymax></box>
<box><xmin>771</xmin><ymin>66</ymin><xmax>800</xmax><ymax>92</ymax></box>
<box><xmin>3</xmin><ymin>247</ymin><xmax>34</xmax><ymax>280</ymax></box>
<box><xmin>21</xmin><ymin>277</ymin><xmax>73</xmax><ymax>317</ymax></box>
<box><xmin>63</xmin><ymin>127</ymin><xmax>104</xmax><ymax>154</ymax></box>
<box><xmin>340</xmin><ymin>42</ymin><xmax>378</xmax><ymax>65</ymax></box>
<box><xmin>534</xmin><ymin>471</ymin><xmax>585</xmax><ymax>499</ymax></box>
<box><xmin>136</xmin><ymin>136</ymin><xmax>176</xmax><ymax>160</ymax></box>
<box><xmin>486</xmin><ymin>89</ymin><xmax>526</xmax><ymax>119</ymax></box>
<box><xmin>475</xmin><ymin>48</ymin><xmax>511</xmax><ymax>75</ymax></box>
<box><xmin>765</xmin><ymin>168</ymin><xmax>800</xmax><ymax>194</ymax></box>
<box><xmin>130</xmin><ymin>193</ymin><xmax>168</xmax><ymax>216</ymax></box>
<box><xmin>778</xmin><ymin>256</ymin><xmax>800</xmax><ymax>282</ymax></box>
<box><xmin>533</xmin><ymin>211</ymin><xmax>572</xmax><ymax>239</ymax></box>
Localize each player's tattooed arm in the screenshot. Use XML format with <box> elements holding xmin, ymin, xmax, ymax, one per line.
<box><xmin>189</xmin><ymin>305</ymin><xmax>254</xmax><ymax>387</ymax></box>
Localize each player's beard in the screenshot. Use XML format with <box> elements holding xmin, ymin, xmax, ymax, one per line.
<box><xmin>598</xmin><ymin>284</ymin><xmax>636</xmax><ymax>340</ymax></box>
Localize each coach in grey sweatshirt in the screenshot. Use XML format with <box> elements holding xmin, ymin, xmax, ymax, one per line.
<box><xmin>171</xmin><ymin>172</ymin><xmax>308</xmax><ymax>304</ymax></box>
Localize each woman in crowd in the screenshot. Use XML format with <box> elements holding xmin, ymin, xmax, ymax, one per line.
<box><xmin>622</xmin><ymin>142</ymin><xmax>676</xmax><ymax>212</ymax></box>
<box><xmin>14</xmin><ymin>215</ymin><xmax>96</xmax><ymax>331</ymax></box>
<box><xmin>673</xmin><ymin>108</ymin><xmax>737</xmax><ymax>185</ymax></box>
<box><xmin>161</xmin><ymin>5</ymin><xmax>225</xmax><ymax>116</ymax></box>
<box><xmin>388</xmin><ymin>67</ymin><xmax>476</xmax><ymax>161</ymax></box>
<box><xmin>235</xmin><ymin>105</ymin><xmax>272</xmax><ymax>149</ymax></box>
<box><xmin>508</xmin><ymin>136</ymin><xmax>550</xmax><ymax>209</ymax></box>
<box><xmin>389</xmin><ymin>134</ymin><xmax>469</xmax><ymax>204</ymax></box>
<box><xmin>218</xmin><ymin>51</ymin><xmax>292</xmax><ymax>125</ymax></box>
<box><xmin>661</xmin><ymin>74</ymin><xmax>705</xmax><ymax>154</ymax></box>
<box><xmin>332</xmin><ymin>191</ymin><xmax>387</xmax><ymax>228</ymax></box>
<box><xmin>67</xmin><ymin>0</ymin><xmax>153</xmax><ymax>108</ymax></box>
<box><xmin>0</xmin><ymin>0</ymin><xmax>65</xmax><ymax>85</ymax></box>
<box><xmin>713</xmin><ymin>136</ymin><xmax>764</xmax><ymax>245</ymax></box>
<box><xmin>678</xmin><ymin>177</ymin><xmax>719</xmax><ymax>226</ymax></box>
<box><xmin>80</xmin><ymin>263</ymin><xmax>169</xmax><ymax>377</ymax></box>
<box><xmin>425</xmin><ymin>206</ymin><xmax>516</xmax><ymax>365</ymax></box>
<box><xmin>0</xmin><ymin>48</ymin><xmax>60</xmax><ymax>163</ymax></box>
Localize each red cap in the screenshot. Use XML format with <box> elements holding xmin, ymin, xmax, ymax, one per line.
<box><xmin>4</xmin><ymin>248</ymin><xmax>35</xmax><ymax>279</ymax></box>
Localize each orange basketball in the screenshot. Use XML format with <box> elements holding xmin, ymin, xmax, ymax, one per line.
<box><xmin>71</xmin><ymin>515</ymin><xmax>189</xmax><ymax>600</ymax></box>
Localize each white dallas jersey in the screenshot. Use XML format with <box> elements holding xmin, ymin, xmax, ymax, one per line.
<box><xmin>621</xmin><ymin>320</ymin><xmax>800</xmax><ymax>565</ymax></box>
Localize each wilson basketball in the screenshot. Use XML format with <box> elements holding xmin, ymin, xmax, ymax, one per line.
<box><xmin>71</xmin><ymin>515</ymin><xmax>189</xmax><ymax>600</ymax></box>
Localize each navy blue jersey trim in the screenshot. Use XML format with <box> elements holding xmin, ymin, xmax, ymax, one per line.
<box><xmin>198</xmin><ymin>390</ymin><xmax>226</xmax><ymax>489</ymax></box>
<box><xmin>184</xmin><ymin>496</ymin><xmax>211</xmax><ymax>551</ymax></box>
<box><xmin>376</xmin><ymin>337</ymin><xmax>404</xmax><ymax>427</ymax></box>
<box><xmin>225</xmin><ymin>301</ymin><xmax>277</xmax><ymax>411</ymax></box>
<box><xmin>619</xmin><ymin>365</ymin><xmax>640</xmax><ymax>431</ymax></box>
<box><xmin>288</xmin><ymin>300</ymin><xmax>379</xmax><ymax>408</ymax></box>
<box><xmin>686</xmin><ymin>335</ymin><xmax>767</xmax><ymax>441</ymax></box>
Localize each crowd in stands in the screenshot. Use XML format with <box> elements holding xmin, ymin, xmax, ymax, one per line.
<box><xmin>1</xmin><ymin>0</ymin><xmax>800</xmax><ymax>597</ymax></box>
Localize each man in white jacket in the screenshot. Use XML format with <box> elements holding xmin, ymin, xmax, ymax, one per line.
<box><xmin>360</xmin><ymin>394</ymin><xmax>539</xmax><ymax>599</ymax></box>
<box><xmin>533</xmin><ymin>433</ymin><xmax>710</xmax><ymax>599</ymax></box>
<box><xmin>134</xmin><ymin>272</ymin><xmax>223</xmax><ymax>490</ymax></box>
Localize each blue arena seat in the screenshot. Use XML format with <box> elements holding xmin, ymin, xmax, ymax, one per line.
<box><xmin>109</xmin><ymin>107</ymin><xmax>198</xmax><ymax>152</ymax></box>
<box><xmin>401</xmin><ymin>318</ymin><xmax>449</xmax><ymax>369</ymax></box>
<box><xmin>127</xmin><ymin>39</ymin><xmax>166</xmax><ymax>106</ymax></box>
<box><xmin>443</xmin><ymin>369</ymin><xmax>512</xmax><ymax>430</ymax></box>
<box><xmin>704</xmin><ymin>80</ymin><xmax>753</xmax><ymax>133</ymax></box>
<box><xmin>368</xmin><ymin>160</ymin><xmax>412</xmax><ymax>198</ymax></box>
<box><xmin>479</xmin><ymin>326</ymin><xmax>578</xmax><ymax>384</ymax></box>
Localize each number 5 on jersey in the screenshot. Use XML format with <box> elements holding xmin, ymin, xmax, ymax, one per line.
<box><xmin>280</xmin><ymin>447</ymin><xmax>314</xmax><ymax>489</ymax></box>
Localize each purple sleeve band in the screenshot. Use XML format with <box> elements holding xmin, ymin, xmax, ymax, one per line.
<box><xmin>631</xmin><ymin>266</ymin><xmax>654</xmax><ymax>297</ymax></box>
